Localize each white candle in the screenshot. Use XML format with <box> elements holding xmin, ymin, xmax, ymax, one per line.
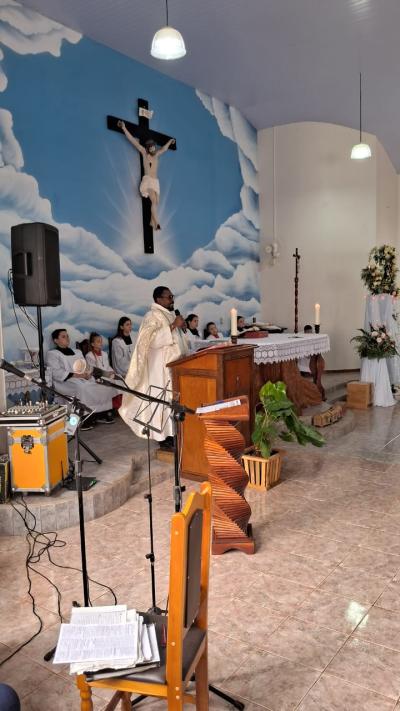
<box><xmin>230</xmin><ymin>308</ymin><xmax>238</xmax><ymax>336</ymax></box>
<box><xmin>315</xmin><ymin>303</ymin><xmax>320</xmax><ymax>326</ymax></box>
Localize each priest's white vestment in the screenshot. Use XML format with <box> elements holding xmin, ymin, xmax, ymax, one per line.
<box><xmin>119</xmin><ymin>303</ymin><xmax>188</xmax><ymax>440</ymax></box>
<box><xmin>46</xmin><ymin>348</ymin><xmax>114</xmax><ymax>413</ymax></box>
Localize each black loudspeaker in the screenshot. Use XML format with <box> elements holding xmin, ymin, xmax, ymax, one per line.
<box><xmin>11</xmin><ymin>222</ymin><xmax>61</xmax><ymax>306</ymax></box>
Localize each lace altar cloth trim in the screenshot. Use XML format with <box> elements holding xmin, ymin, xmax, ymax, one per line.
<box><xmin>253</xmin><ymin>333</ymin><xmax>330</xmax><ymax>365</ymax></box>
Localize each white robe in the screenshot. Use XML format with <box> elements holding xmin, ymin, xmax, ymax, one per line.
<box><xmin>119</xmin><ymin>303</ymin><xmax>188</xmax><ymax>440</ymax></box>
<box><xmin>85</xmin><ymin>349</ymin><xmax>113</xmax><ymax>374</ymax></box>
<box><xmin>46</xmin><ymin>348</ymin><xmax>114</xmax><ymax>413</ymax></box>
<box><xmin>112</xmin><ymin>337</ymin><xmax>135</xmax><ymax>377</ymax></box>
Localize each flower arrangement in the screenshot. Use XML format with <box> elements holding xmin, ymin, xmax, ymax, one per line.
<box><xmin>351</xmin><ymin>325</ymin><xmax>398</xmax><ymax>360</ymax></box>
<box><xmin>361</xmin><ymin>245</ymin><xmax>399</xmax><ymax>296</ymax></box>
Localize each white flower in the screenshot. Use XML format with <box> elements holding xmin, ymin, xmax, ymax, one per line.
<box><xmin>376</xmin><ymin>337</ymin><xmax>382</xmax><ymax>343</ymax></box>
<box><xmin>371</xmin><ymin>331</ymin><xmax>378</xmax><ymax>337</ymax></box>
<box><xmin>381</xmin><ymin>334</ymin><xmax>386</xmax><ymax>339</ymax></box>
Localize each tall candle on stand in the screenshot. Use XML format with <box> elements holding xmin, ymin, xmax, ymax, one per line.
<box><xmin>314</xmin><ymin>303</ymin><xmax>321</xmax><ymax>333</ymax></box>
<box><xmin>230</xmin><ymin>308</ymin><xmax>238</xmax><ymax>337</ymax></box>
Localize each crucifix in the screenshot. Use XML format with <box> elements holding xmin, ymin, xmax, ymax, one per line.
<box><xmin>107</xmin><ymin>98</ymin><xmax>176</xmax><ymax>254</ymax></box>
<box><xmin>293</xmin><ymin>247</ymin><xmax>301</xmax><ymax>333</ymax></box>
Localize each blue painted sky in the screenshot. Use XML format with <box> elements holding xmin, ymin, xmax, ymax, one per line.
<box><xmin>2</xmin><ymin>35</ymin><xmax>242</xmax><ymax>264</ymax></box>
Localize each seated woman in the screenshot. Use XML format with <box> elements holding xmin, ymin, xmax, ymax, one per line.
<box><xmin>204</xmin><ymin>321</ymin><xmax>224</xmax><ymax>340</ymax></box>
<box><xmin>185</xmin><ymin>313</ymin><xmax>201</xmax><ymax>344</ymax></box>
<box><xmin>111</xmin><ymin>316</ymin><xmax>135</xmax><ymax>378</ymax></box>
<box><xmin>46</xmin><ymin>328</ymin><xmax>115</xmax><ymax>428</ymax></box>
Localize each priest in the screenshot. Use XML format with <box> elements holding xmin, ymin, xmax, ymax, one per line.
<box><xmin>46</xmin><ymin>328</ymin><xmax>115</xmax><ymax>428</ymax></box>
<box><xmin>119</xmin><ymin>286</ymin><xmax>187</xmax><ymax>449</ymax></box>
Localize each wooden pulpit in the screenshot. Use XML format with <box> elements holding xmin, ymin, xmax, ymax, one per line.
<box><xmin>168</xmin><ymin>343</ymin><xmax>255</xmax><ymax>481</ymax></box>
<box><xmin>199</xmin><ymin>396</ymin><xmax>255</xmax><ymax>555</ymax></box>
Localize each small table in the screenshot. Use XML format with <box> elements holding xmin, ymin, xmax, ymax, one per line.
<box><xmin>253</xmin><ymin>333</ymin><xmax>330</xmax><ymax>413</ymax></box>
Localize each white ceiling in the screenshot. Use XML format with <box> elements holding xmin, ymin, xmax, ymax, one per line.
<box><xmin>18</xmin><ymin>0</ymin><xmax>400</xmax><ymax>170</ymax></box>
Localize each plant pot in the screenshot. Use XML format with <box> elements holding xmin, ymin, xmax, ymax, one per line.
<box><xmin>242</xmin><ymin>449</ymin><xmax>282</xmax><ymax>490</ymax></box>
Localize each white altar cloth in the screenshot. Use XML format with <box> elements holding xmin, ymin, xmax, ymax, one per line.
<box><xmin>360</xmin><ymin>358</ymin><xmax>395</xmax><ymax>407</ymax></box>
<box><xmin>253</xmin><ymin>333</ymin><xmax>330</xmax><ymax>366</ymax></box>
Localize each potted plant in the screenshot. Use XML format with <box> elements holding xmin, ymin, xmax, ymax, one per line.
<box><xmin>242</xmin><ymin>381</ymin><xmax>325</xmax><ymax>490</ymax></box>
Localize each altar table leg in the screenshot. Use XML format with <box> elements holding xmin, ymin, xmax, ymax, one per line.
<box><xmin>309</xmin><ymin>354</ymin><xmax>326</xmax><ymax>401</ymax></box>
<box><xmin>255</xmin><ymin>360</ymin><xmax>322</xmax><ymax>414</ymax></box>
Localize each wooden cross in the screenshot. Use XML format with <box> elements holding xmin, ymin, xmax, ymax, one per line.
<box><xmin>293</xmin><ymin>247</ymin><xmax>301</xmax><ymax>333</ymax></box>
<box><xmin>107</xmin><ymin>98</ymin><xmax>176</xmax><ymax>254</ymax></box>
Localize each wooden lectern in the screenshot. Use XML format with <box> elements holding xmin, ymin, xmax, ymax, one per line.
<box><xmin>199</xmin><ymin>396</ymin><xmax>255</xmax><ymax>555</ymax></box>
<box><xmin>168</xmin><ymin>343</ymin><xmax>255</xmax><ymax>481</ymax></box>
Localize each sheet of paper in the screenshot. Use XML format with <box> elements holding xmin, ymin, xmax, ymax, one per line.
<box><xmin>147</xmin><ymin>623</ymin><xmax>160</xmax><ymax>663</ymax></box>
<box><xmin>196</xmin><ymin>399</ymin><xmax>241</xmax><ymax>414</ymax></box>
<box><xmin>70</xmin><ymin>605</ymin><xmax>127</xmax><ymax>626</ymax></box>
<box><xmin>54</xmin><ymin>622</ymin><xmax>138</xmax><ymax>664</ymax></box>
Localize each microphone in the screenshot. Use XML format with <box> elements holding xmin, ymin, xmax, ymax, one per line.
<box><xmin>92</xmin><ymin>366</ymin><xmax>118</xmax><ymax>380</ymax></box>
<box><xmin>175</xmin><ymin>309</ymin><xmax>180</xmax><ymax>316</ymax></box>
<box><xmin>0</xmin><ymin>359</ymin><xmax>32</xmax><ymax>380</ymax></box>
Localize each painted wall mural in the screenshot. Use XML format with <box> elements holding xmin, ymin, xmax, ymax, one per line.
<box><xmin>0</xmin><ymin>0</ymin><xmax>260</xmax><ymax>362</ymax></box>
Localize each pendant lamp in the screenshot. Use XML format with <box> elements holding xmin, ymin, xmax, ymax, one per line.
<box><xmin>151</xmin><ymin>0</ymin><xmax>186</xmax><ymax>60</ymax></box>
<box><xmin>351</xmin><ymin>73</ymin><xmax>371</xmax><ymax>160</ymax></box>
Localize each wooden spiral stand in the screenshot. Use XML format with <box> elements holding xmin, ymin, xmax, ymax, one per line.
<box><xmin>199</xmin><ymin>396</ymin><xmax>255</xmax><ymax>555</ymax></box>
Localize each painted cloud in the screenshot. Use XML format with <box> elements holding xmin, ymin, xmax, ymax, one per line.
<box><xmin>0</xmin><ymin>2</ymin><xmax>260</xmax><ymax>363</ymax></box>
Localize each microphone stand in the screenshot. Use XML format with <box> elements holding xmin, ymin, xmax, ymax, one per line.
<box><xmin>95</xmin><ymin>377</ymin><xmax>245</xmax><ymax>710</ymax></box>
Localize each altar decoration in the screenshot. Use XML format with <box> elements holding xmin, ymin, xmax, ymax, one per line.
<box><xmin>361</xmin><ymin>245</ymin><xmax>399</xmax><ymax>296</ymax></box>
<box><xmin>352</xmin><ymin>325</ymin><xmax>397</xmax><ymax>407</ymax></box>
<box><xmin>351</xmin><ymin>325</ymin><xmax>397</xmax><ymax>360</ymax></box>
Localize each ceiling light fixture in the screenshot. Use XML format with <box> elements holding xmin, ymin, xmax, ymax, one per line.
<box><xmin>351</xmin><ymin>72</ymin><xmax>371</xmax><ymax>160</ymax></box>
<box><xmin>151</xmin><ymin>0</ymin><xmax>186</xmax><ymax>60</ymax></box>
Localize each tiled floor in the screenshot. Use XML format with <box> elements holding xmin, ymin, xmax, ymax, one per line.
<box><xmin>2</xmin><ymin>402</ymin><xmax>400</xmax><ymax>709</ymax></box>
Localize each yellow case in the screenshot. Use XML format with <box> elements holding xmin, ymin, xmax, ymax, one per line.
<box><xmin>8</xmin><ymin>416</ymin><xmax>68</xmax><ymax>494</ymax></box>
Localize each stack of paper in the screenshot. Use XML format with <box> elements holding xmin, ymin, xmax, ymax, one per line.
<box><xmin>53</xmin><ymin>605</ymin><xmax>160</xmax><ymax>677</ymax></box>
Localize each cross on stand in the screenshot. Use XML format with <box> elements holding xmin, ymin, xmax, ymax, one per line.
<box><xmin>293</xmin><ymin>247</ymin><xmax>301</xmax><ymax>333</ymax></box>
<box><xmin>107</xmin><ymin>98</ymin><xmax>176</xmax><ymax>254</ymax></box>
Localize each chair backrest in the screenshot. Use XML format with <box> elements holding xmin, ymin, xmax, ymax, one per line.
<box><xmin>76</xmin><ymin>339</ymin><xmax>90</xmax><ymax>357</ymax></box>
<box><xmin>108</xmin><ymin>336</ymin><xmax>114</xmax><ymax>367</ymax></box>
<box><xmin>166</xmin><ymin>482</ymin><xmax>212</xmax><ymax>685</ymax></box>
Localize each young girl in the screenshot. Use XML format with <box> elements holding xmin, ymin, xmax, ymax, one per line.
<box><xmin>86</xmin><ymin>332</ymin><xmax>118</xmax><ymax>417</ymax></box>
<box><xmin>86</xmin><ymin>332</ymin><xmax>115</xmax><ymax>376</ymax></box>
<box><xmin>204</xmin><ymin>322</ymin><xmax>224</xmax><ymax>340</ymax></box>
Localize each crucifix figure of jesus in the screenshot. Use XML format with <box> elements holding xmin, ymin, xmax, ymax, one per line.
<box><xmin>107</xmin><ymin>98</ymin><xmax>176</xmax><ymax>254</ymax></box>
<box><xmin>117</xmin><ymin>120</ymin><xmax>175</xmax><ymax>231</ymax></box>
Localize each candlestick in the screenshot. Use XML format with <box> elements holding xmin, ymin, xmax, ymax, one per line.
<box><xmin>315</xmin><ymin>303</ymin><xmax>320</xmax><ymax>326</ymax></box>
<box><xmin>314</xmin><ymin>324</ymin><xmax>320</xmax><ymax>334</ymax></box>
<box><xmin>230</xmin><ymin>308</ymin><xmax>238</xmax><ymax>336</ymax></box>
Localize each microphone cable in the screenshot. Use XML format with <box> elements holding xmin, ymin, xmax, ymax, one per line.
<box><xmin>0</xmin><ymin>496</ymin><xmax>118</xmax><ymax>668</ymax></box>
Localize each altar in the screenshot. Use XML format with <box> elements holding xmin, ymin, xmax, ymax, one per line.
<box><xmin>253</xmin><ymin>332</ymin><xmax>331</xmax><ymax>412</ymax></box>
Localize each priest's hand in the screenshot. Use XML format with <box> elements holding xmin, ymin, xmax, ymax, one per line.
<box><xmin>171</xmin><ymin>315</ymin><xmax>185</xmax><ymax>330</ymax></box>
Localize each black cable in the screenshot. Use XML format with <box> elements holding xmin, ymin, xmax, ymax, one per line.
<box><xmin>14</xmin><ymin>496</ymin><xmax>118</xmax><ymax>605</ymax></box>
<box><xmin>0</xmin><ymin>495</ymin><xmax>118</xmax><ymax>667</ymax></box>
<box><xmin>7</xmin><ymin>270</ymin><xmax>37</xmax><ymax>369</ymax></box>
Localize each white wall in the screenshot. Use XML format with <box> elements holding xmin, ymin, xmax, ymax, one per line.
<box><xmin>376</xmin><ymin>141</ymin><xmax>398</xmax><ymax>246</ymax></box>
<box><xmin>258</xmin><ymin>122</ymin><xmax>399</xmax><ymax>369</ymax></box>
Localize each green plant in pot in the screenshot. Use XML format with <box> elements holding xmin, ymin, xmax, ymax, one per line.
<box><xmin>252</xmin><ymin>381</ymin><xmax>325</xmax><ymax>458</ymax></box>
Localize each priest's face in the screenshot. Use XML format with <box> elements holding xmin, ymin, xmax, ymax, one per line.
<box><xmin>54</xmin><ymin>330</ymin><xmax>70</xmax><ymax>348</ymax></box>
<box><xmin>157</xmin><ymin>289</ymin><xmax>174</xmax><ymax>311</ymax></box>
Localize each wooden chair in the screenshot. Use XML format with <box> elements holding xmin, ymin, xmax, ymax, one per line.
<box><xmin>76</xmin><ymin>482</ymin><xmax>212</xmax><ymax>710</ymax></box>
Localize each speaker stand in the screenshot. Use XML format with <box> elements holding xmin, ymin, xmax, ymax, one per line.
<box><xmin>36</xmin><ymin>306</ymin><xmax>46</xmax><ymax>399</ymax></box>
